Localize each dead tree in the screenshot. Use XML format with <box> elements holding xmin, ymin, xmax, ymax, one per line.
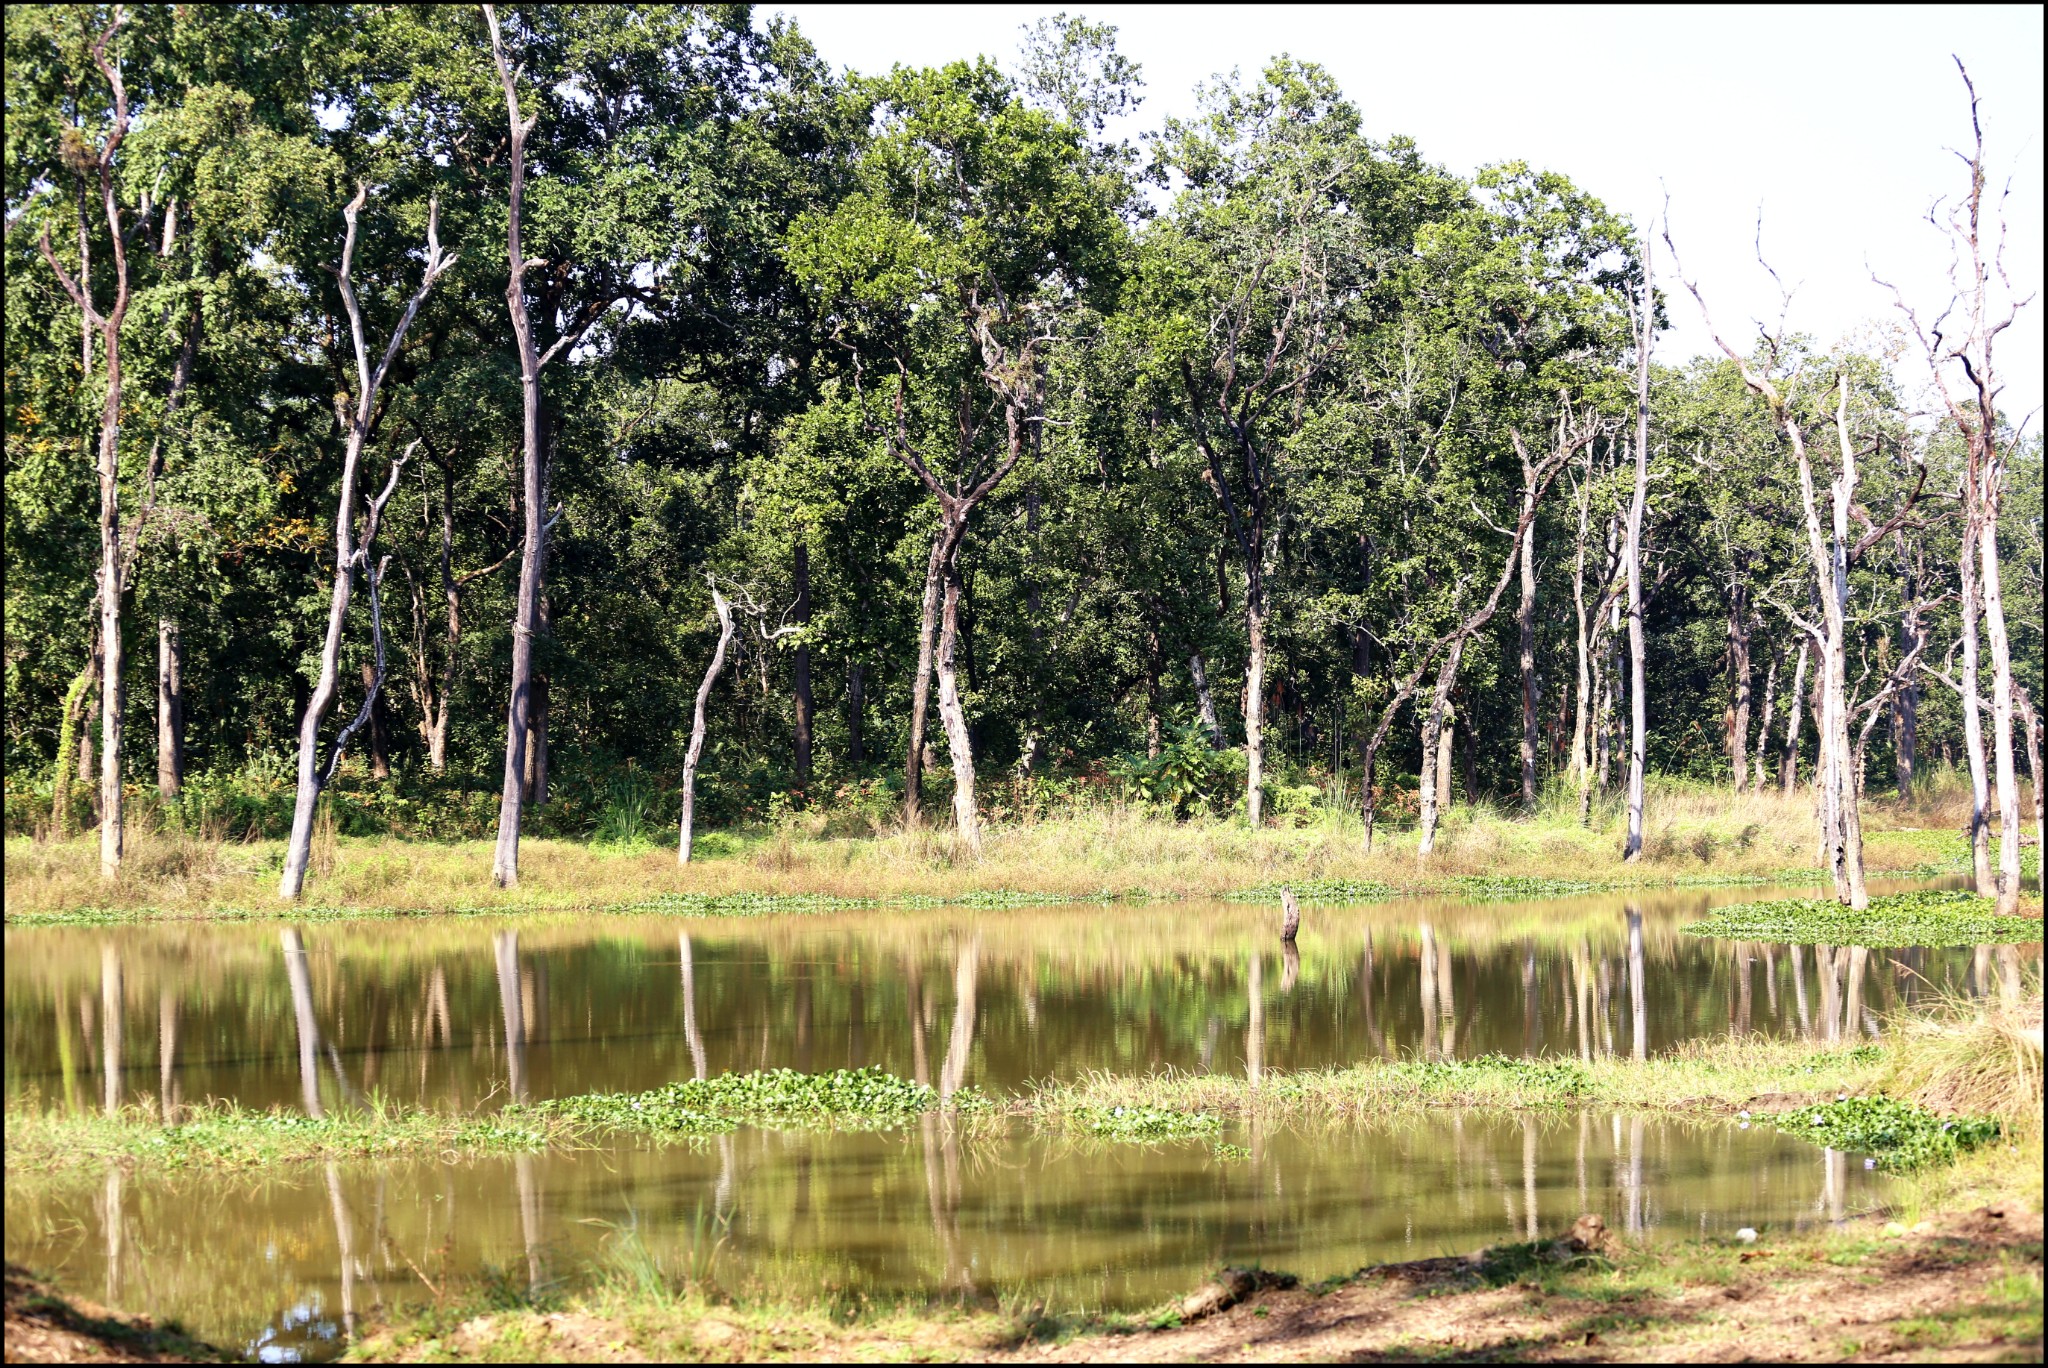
<box><xmin>1676</xmin><ymin>229</ymin><xmax>1926</xmax><ymax>909</ymax></box>
<box><xmin>278</xmin><ymin>187</ymin><xmax>453</xmax><ymax>899</ymax></box>
<box><xmin>1622</xmin><ymin>236</ymin><xmax>1654</xmax><ymax>863</ymax></box>
<box><xmin>1876</xmin><ymin>59</ymin><xmax>2034</xmax><ymax>913</ymax></box>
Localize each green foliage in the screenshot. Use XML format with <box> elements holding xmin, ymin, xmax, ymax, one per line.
<box><xmin>1773</xmin><ymin>1096</ymin><xmax>2003</xmax><ymax>1171</ymax></box>
<box><xmin>1683</xmin><ymin>890</ymin><xmax>2041</xmax><ymax>948</ymax></box>
<box><xmin>1112</xmin><ymin>728</ymin><xmax>1246</xmax><ymax>817</ymax></box>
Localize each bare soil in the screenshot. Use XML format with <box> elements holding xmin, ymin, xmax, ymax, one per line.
<box><xmin>3</xmin><ymin>1265</ymin><xmax>234</xmax><ymax>1364</ymax></box>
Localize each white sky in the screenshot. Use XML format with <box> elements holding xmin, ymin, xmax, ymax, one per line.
<box><xmin>767</xmin><ymin>3</ymin><xmax>2045</xmax><ymax>424</ymax></box>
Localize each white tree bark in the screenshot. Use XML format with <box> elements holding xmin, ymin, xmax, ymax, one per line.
<box><xmin>1622</xmin><ymin>239</ymin><xmax>1654</xmax><ymax>864</ymax></box>
<box><xmin>678</xmin><ymin>584</ymin><xmax>735</xmax><ymax>865</ymax></box>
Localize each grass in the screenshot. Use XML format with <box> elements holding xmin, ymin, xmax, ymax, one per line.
<box><xmin>1684</xmin><ymin>887</ymin><xmax>2043</xmax><ymax>948</ymax></box>
<box><xmin>3</xmin><ymin>777</ymin><xmax>1991</xmax><ymax>925</ymax></box>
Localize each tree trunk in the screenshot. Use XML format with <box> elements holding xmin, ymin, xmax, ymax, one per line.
<box><xmin>1518</xmin><ymin>471</ymin><xmax>1539</xmax><ymax>810</ymax></box>
<box><xmin>1781</xmin><ymin>640</ymin><xmax>1808</xmax><ymax>794</ymax></box>
<box><xmin>280</xmin><ymin>188</ymin><xmax>442</xmax><ymax>899</ymax></box>
<box><xmin>1190</xmin><ymin>652</ymin><xmax>1221</xmax><ymax>745</ymax></box>
<box><xmin>935</xmin><ymin>558</ymin><xmax>980</xmax><ymax>852</ymax></box>
<box><xmin>1979</xmin><ymin>518</ymin><xmax>2023</xmax><ymax>913</ymax></box>
<box><xmin>1752</xmin><ymin>647</ymin><xmax>1778</xmax><ymax>794</ymax></box>
<box><xmin>1956</xmin><ymin>522</ymin><xmax>1995</xmax><ymax>894</ymax></box>
<box><xmin>792</xmin><ymin>542</ymin><xmax>813</xmax><ymax>793</ymax></box>
<box><xmin>358</xmin><ymin>662</ymin><xmax>391</xmax><ymax>780</ymax></box>
<box><xmin>1243</xmin><ymin>603</ymin><xmax>1267</xmax><ymax>827</ymax></box>
<box><xmin>1569</xmin><ymin>463</ymin><xmax>1595</xmax><ymax>813</ymax></box>
<box><xmin>1623</xmin><ymin>364</ymin><xmax>1652</xmax><ymax>861</ymax></box>
<box><xmin>678</xmin><ymin>585</ymin><xmax>735</xmax><ymax>865</ymax></box>
<box><xmin>903</xmin><ymin>532</ymin><xmax>946</xmax><ymax>826</ymax></box>
<box><xmin>1805</xmin><ymin>384</ymin><xmax>1869</xmax><ymax>909</ymax></box>
<box><xmin>524</xmin><ymin>668</ymin><xmax>549</xmax><ymax>805</ymax></box>
<box><xmin>2014</xmin><ymin>685</ymin><xmax>2044</xmax><ymax>897</ymax></box>
<box><xmin>490</xmin><ymin>7</ymin><xmax>546</xmax><ymax>890</ymax></box>
<box><xmin>1724</xmin><ymin>585</ymin><xmax>1751</xmax><ymax>792</ymax></box>
<box><xmin>156</xmin><ymin>619</ymin><xmax>182</xmax><ymax>799</ymax></box>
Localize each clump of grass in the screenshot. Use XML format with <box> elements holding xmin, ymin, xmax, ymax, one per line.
<box><xmin>1227</xmin><ymin>878</ymin><xmax>1399</xmax><ymax>905</ymax></box>
<box><xmin>5</xmin><ymin>1099</ymin><xmax>562</xmax><ymax>1174</ymax></box>
<box><xmin>1880</xmin><ymin>987</ymin><xmax>2043</xmax><ymax>1130</ymax></box>
<box><xmin>529</xmin><ymin>1067</ymin><xmax>956</xmax><ymax>1133</ymax></box>
<box><xmin>1682</xmin><ymin>889</ymin><xmax>2041</xmax><ymax>948</ymax></box>
<box><xmin>1772</xmin><ymin>1096</ymin><xmax>2003</xmax><ymax>1171</ymax></box>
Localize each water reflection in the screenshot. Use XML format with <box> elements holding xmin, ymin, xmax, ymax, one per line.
<box><xmin>8</xmin><ymin>889</ymin><xmax>2030</xmax><ymax>1123</ymax></box>
<box><xmin>11</xmin><ymin>1105</ymin><xmax>1899</xmax><ymax>1361</ymax></box>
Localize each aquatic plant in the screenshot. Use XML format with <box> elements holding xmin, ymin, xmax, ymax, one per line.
<box><xmin>1682</xmin><ymin>889</ymin><xmax>2040</xmax><ymax>947</ymax></box>
<box><xmin>1772</xmin><ymin>1095</ymin><xmax>2003</xmax><ymax>1171</ymax></box>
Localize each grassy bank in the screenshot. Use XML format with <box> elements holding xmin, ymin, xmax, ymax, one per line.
<box><xmin>2</xmin><ymin>782</ymin><xmax>1992</xmax><ymax>924</ymax></box>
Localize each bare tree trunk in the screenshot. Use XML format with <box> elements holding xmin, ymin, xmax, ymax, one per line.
<box><xmin>678</xmin><ymin>585</ymin><xmax>735</xmax><ymax>865</ymax></box>
<box><xmin>1781</xmin><ymin>640</ymin><xmax>1808</xmax><ymax>794</ymax></box>
<box><xmin>1623</xmin><ymin>244</ymin><xmax>1654</xmax><ymax>863</ymax></box>
<box><xmin>1244</xmin><ymin>603</ymin><xmax>1268</xmax><ymax>827</ymax></box>
<box><xmin>792</xmin><ymin>542</ymin><xmax>813</xmax><ymax>793</ymax></box>
<box><xmin>1190</xmin><ymin>652</ymin><xmax>1221</xmax><ymax>745</ymax></box>
<box><xmin>156</xmin><ymin>619</ymin><xmax>182</xmax><ymax>799</ymax></box>
<box><xmin>36</xmin><ymin>22</ymin><xmax>134</xmax><ymax>879</ymax></box>
<box><xmin>1518</xmin><ymin>466</ymin><xmax>1540</xmax><ymax>810</ymax></box>
<box><xmin>2014</xmin><ymin>685</ymin><xmax>2044</xmax><ymax>897</ymax></box>
<box><xmin>1958</xmin><ymin>518</ymin><xmax>1998</xmax><ymax>893</ymax></box>
<box><xmin>279</xmin><ymin>188</ymin><xmax>446</xmax><ymax>900</ymax></box>
<box><xmin>903</xmin><ymin>533</ymin><xmax>946</xmax><ymax>826</ymax></box>
<box><xmin>1569</xmin><ymin>458</ymin><xmax>1595</xmax><ymax>803</ymax></box>
<box><xmin>1980</xmin><ymin>517</ymin><xmax>2023</xmax><ymax>913</ymax></box>
<box><xmin>935</xmin><ymin>559</ymin><xmax>980</xmax><ymax>852</ymax></box>
<box><xmin>1724</xmin><ymin>585</ymin><xmax>1751</xmax><ymax>792</ymax></box>
<box><xmin>489</xmin><ymin>6</ymin><xmax>546</xmax><ymax>889</ymax></box>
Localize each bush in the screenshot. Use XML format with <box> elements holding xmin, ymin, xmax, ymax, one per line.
<box><xmin>1112</xmin><ymin>727</ymin><xmax>1247</xmax><ymax>818</ymax></box>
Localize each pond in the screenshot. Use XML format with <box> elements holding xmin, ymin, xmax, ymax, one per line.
<box><xmin>5</xmin><ymin>882</ymin><xmax>2031</xmax><ymax>1360</ymax></box>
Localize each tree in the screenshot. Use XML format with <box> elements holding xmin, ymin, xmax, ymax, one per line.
<box><xmin>790</xmin><ymin>57</ymin><xmax>1126</xmax><ymax>849</ymax></box>
<box><xmin>279</xmin><ymin>188</ymin><xmax>453</xmax><ymax>900</ymax></box>
<box><xmin>1878</xmin><ymin>60</ymin><xmax>2032</xmax><ymax>914</ymax></box>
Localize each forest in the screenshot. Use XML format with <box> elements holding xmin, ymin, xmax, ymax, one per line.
<box><xmin>3</xmin><ymin>3</ymin><xmax>2041</xmax><ymax>904</ymax></box>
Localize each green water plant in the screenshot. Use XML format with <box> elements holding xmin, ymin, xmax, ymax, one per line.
<box><xmin>529</xmin><ymin>1067</ymin><xmax>956</xmax><ymax>1133</ymax></box>
<box><xmin>1070</xmin><ymin>1104</ymin><xmax>1223</xmax><ymax>1141</ymax></box>
<box><xmin>1772</xmin><ymin>1096</ymin><xmax>2004</xmax><ymax>1171</ymax></box>
<box><xmin>1683</xmin><ymin>889</ymin><xmax>2041</xmax><ymax>947</ymax></box>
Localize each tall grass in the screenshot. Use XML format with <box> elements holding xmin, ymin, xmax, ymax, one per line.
<box><xmin>2</xmin><ymin>774</ymin><xmax>1981</xmax><ymax>920</ymax></box>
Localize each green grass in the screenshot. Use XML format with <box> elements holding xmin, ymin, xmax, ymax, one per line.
<box><xmin>1064</xmin><ymin>1104</ymin><xmax>1223</xmax><ymax>1140</ymax></box>
<box><xmin>1683</xmin><ymin>889</ymin><xmax>2043</xmax><ymax>947</ymax></box>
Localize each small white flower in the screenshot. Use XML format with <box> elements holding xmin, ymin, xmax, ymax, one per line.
<box><xmin>1735</xmin><ymin>1227</ymin><xmax>1758</xmax><ymax>1243</ymax></box>
<box><xmin>1811</xmin><ymin>1115</ymin><xmax>1826</xmax><ymax>1125</ymax></box>
<box><xmin>1864</xmin><ymin>1158</ymin><xmax>1876</xmax><ymax>1169</ymax></box>
<box><xmin>1737</xmin><ymin>1110</ymin><xmax>1750</xmax><ymax>1120</ymax></box>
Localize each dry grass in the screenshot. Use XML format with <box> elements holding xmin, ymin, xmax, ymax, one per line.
<box><xmin>1</xmin><ymin>778</ymin><xmax>1978</xmax><ymax>920</ymax></box>
<box><xmin>1883</xmin><ymin>982</ymin><xmax>2045</xmax><ymax>1132</ymax></box>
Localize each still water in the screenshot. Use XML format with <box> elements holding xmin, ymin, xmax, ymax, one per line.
<box><xmin>5</xmin><ymin>884</ymin><xmax>2031</xmax><ymax>1360</ymax></box>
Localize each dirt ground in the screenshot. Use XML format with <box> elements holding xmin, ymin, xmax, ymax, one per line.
<box><xmin>1003</xmin><ymin>1207</ymin><xmax>2046</xmax><ymax>1366</ymax></box>
<box><xmin>3</xmin><ymin>1265</ymin><xmax>233</xmax><ymax>1364</ymax></box>
<box><xmin>11</xmin><ymin>1209</ymin><xmax>2042</xmax><ymax>1364</ymax></box>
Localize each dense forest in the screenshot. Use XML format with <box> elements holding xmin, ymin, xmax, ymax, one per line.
<box><xmin>5</xmin><ymin>5</ymin><xmax>2040</xmax><ymax>906</ymax></box>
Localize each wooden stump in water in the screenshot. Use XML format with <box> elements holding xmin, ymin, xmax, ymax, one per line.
<box><xmin>1280</xmin><ymin>886</ymin><xmax>1301</xmax><ymax>942</ymax></box>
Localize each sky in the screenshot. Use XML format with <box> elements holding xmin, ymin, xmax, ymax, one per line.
<box><xmin>766</xmin><ymin>3</ymin><xmax>2045</xmax><ymax>424</ymax></box>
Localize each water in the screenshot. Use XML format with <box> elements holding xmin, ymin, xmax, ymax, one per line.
<box><xmin>5</xmin><ymin>884</ymin><xmax>2031</xmax><ymax>1359</ymax></box>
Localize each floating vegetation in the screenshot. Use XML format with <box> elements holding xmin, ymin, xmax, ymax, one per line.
<box><xmin>1210</xmin><ymin>1141</ymin><xmax>1252</xmax><ymax>1161</ymax></box>
<box><xmin>1772</xmin><ymin>1096</ymin><xmax>2003</xmax><ymax>1171</ymax></box>
<box><xmin>529</xmin><ymin>1067</ymin><xmax>956</xmax><ymax>1133</ymax></box>
<box><xmin>1227</xmin><ymin>878</ymin><xmax>1398</xmax><ymax>905</ymax></box>
<box><xmin>1070</xmin><ymin>1104</ymin><xmax>1223</xmax><ymax>1141</ymax></box>
<box><xmin>1682</xmin><ymin>889</ymin><xmax>2041</xmax><ymax>947</ymax></box>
